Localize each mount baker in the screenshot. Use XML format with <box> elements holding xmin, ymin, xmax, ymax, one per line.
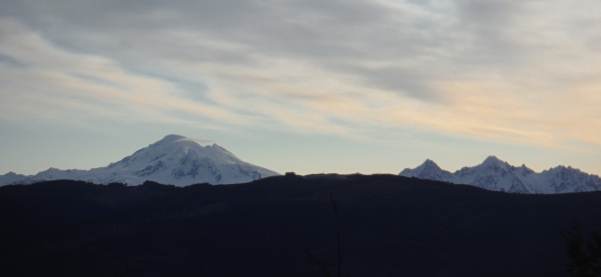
<box><xmin>0</xmin><ymin>135</ymin><xmax>279</xmax><ymax>186</ymax></box>
<box><xmin>399</xmin><ymin>156</ymin><xmax>601</xmax><ymax>194</ymax></box>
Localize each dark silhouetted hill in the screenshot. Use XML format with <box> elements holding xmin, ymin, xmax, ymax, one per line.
<box><xmin>1</xmin><ymin>174</ymin><xmax>600</xmax><ymax>276</ymax></box>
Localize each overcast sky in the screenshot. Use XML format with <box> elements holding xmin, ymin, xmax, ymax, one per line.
<box><xmin>1</xmin><ymin>0</ymin><xmax>601</xmax><ymax>175</ymax></box>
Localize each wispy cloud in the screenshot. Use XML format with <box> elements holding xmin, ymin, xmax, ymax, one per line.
<box><xmin>1</xmin><ymin>0</ymin><xmax>601</xmax><ymax>150</ymax></box>
<box><xmin>0</xmin><ymin>18</ymin><xmax>241</xmax><ymax>129</ymax></box>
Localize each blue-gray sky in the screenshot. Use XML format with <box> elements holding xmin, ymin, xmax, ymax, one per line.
<box><xmin>1</xmin><ymin>0</ymin><xmax>601</xmax><ymax>175</ymax></box>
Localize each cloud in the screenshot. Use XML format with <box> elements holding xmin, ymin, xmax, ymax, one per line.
<box><xmin>0</xmin><ymin>18</ymin><xmax>239</xmax><ymax>129</ymax></box>
<box><xmin>1</xmin><ymin>0</ymin><xmax>601</xmax><ymax>150</ymax></box>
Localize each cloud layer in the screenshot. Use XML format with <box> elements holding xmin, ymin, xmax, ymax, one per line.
<box><xmin>2</xmin><ymin>0</ymin><xmax>601</xmax><ymax>150</ymax></box>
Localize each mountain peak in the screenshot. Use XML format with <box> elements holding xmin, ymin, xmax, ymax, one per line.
<box><xmin>481</xmin><ymin>156</ymin><xmax>509</xmax><ymax>169</ymax></box>
<box><xmin>0</xmin><ymin>135</ymin><xmax>279</xmax><ymax>187</ymax></box>
<box><xmin>157</xmin><ymin>134</ymin><xmax>188</xmax><ymax>143</ymax></box>
<box><xmin>210</xmin><ymin>143</ymin><xmax>233</xmax><ymax>153</ymax></box>
<box><xmin>420</xmin><ymin>159</ymin><xmax>441</xmax><ymax>169</ymax></box>
<box><xmin>400</xmin><ymin>156</ymin><xmax>601</xmax><ymax>194</ymax></box>
<box><xmin>483</xmin><ymin>155</ymin><xmax>502</xmax><ymax>164</ymax></box>
<box><xmin>399</xmin><ymin>158</ymin><xmax>452</xmax><ymax>182</ymax></box>
<box><xmin>163</xmin><ymin>134</ymin><xmax>186</xmax><ymax>140</ymax></box>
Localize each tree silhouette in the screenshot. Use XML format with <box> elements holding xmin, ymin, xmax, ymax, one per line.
<box><xmin>562</xmin><ymin>219</ymin><xmax>601</xmax><ymax>277</ymax></box>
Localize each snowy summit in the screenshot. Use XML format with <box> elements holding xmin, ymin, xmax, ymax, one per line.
<box><xmin>0</xmin><ymin>135</ymin><xmax>279</xmax><ymax>186</ymax></box>
<box><xmin>399</xmin><ymin>156</ymin><xmax>601</xmax><ymax>194</ymax></box>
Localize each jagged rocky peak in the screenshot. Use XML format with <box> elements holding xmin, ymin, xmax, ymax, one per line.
<box><xmin>401</xmin><ymin>158</ymin><xmax>439</xmax><ymax>173</ymax></box>
<box><xmin>421</xmin><ymin>159</ymin><xmax>440</xmax><ymax>168</ymax></box>
<box><xmin>481</xmin><ymin>156</ymin><xmax>507</xmax><ymax>167</ymax></box>
<box><xmin>399</xmin><ymin>156</ymin><xmax>601</xmax><ymax>194</ymax></box>
<box><xmin>399</xmin><ymin>158</ymin><xmax>452</xmax><ymax>182</ymax></box>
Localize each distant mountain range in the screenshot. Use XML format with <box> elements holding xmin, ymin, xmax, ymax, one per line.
<box><xmin>2</xmin><ymin>136</ymin><xmax>600</xmax><ymax>194</ymax></box>
<box><xmin>0</xmin><ymin>135</ymin><xmax>279</xmax><ymax>186</ymax></box>
<box><xmin>399</xmin><ymin>156</ymin><xmax>601</xmax><ymax>194</ymax></box>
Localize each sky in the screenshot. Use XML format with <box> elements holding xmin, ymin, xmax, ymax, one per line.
<box><xmin>1</xmin><ymin>0</ymin><xmax>601</xmax><ymax>176</ymax></box>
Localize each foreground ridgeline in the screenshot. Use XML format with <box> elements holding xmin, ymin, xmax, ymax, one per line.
<box><xmin>0</xmin><ymin>135</ymin><xmax>279</xmax><ymax>186</ymax></box>
<box><xmin>1</xmin><ymin>174</ymin><xmax>600</xmax><ymax>276</ymax></box>
<box><xmin>400</xmin><ymin>156</ymin><xmax>601</xmax><ymax>194</ymax></box>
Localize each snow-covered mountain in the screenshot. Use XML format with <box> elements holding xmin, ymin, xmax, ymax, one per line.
<box><xmin>0</xmin><ymin>135</ymin><xmax>279</xmax><ymax>186</ymax></box>
<box><xmin>399</xmin><ymin>156</ymin><xmax>601</xmax><ymax>194</ymax></box>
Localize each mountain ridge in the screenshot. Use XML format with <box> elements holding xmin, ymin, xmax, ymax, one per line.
<box><xmin>399</xmin><ymin>156</ymin><xmax>601</xmax><ymax>194</ymax></box>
